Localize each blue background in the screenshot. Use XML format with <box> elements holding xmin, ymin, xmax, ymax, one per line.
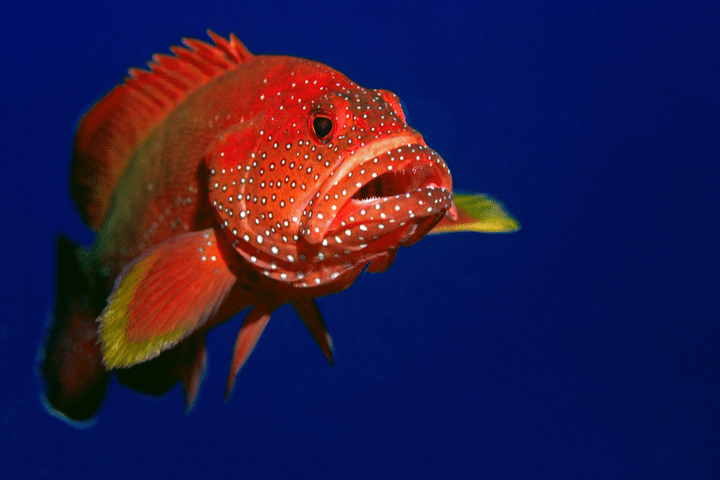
<box><xmin>2</xmin><ymin>1</ymin><xmax>718</xmax><ymax>478</ymax></box>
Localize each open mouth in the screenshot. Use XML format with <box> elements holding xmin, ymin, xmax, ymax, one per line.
<box><xmin>301</xmin><ymin>137</ymin><xmax>455</xmax><ymax>251</ymax></box>
<box><xmin>352</xmin><ymin>169</ymin><xmax>417</xmax><ymax>200</ymax></box>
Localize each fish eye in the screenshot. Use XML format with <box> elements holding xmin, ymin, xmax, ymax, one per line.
<box><xmin>309</xmin><ymin>111</ymin><xmax>335</xmax><ymax>144</ymax></box>
<box><xmin>314</xmin><ymin>117</ymin><xmax>333</xmax><ymax>139</ymax></box>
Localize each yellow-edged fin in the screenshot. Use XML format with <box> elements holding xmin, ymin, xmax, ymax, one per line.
<box><xmin>98</xmin><ymin>228</ymin><xmax>236</xmax><ymax>369</ymax></box>
<box><xmin>431</xmin><ymin>194</ymin><xmax>520</xmax><ymax>234</ymax></box>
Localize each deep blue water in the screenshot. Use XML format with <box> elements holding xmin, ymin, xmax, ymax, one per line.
<box><xmin>2</xmin><ymin>1</ymin><xmax>719</xmax><ymax>478</ymax></box>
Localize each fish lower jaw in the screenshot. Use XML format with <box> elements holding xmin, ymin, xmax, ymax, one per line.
<box><xmin>318</xmin><ymin>185</ymin><xmax>453</xmax><ymax>252</ymax></box>
<box><xmin>233</xmin><ymin>183</ymin><xmax>451</xmax><ymax>291</ymax></box>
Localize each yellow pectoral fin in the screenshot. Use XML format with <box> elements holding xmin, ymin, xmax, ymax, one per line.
<box><xmin>98</xmin><ymin>228</ymin><xmax>236</xmax><ymax>369</ymax></box>
<box><xmin>431</xmin><ymin>193</ymin><xmax>520</xmax><ymax>234</ymax></box>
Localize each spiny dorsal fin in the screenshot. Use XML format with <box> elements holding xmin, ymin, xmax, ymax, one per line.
<box><xmin>71</xmin><ymin>31</ymin><xmax>253</xmax><ymax>230</ymax></box>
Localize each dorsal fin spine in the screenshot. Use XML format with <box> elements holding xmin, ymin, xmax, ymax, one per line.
<box><xmin>150</xmin><ymin>66</ymin><xmax>191</xmax><ymax>93</ymax></box>
<box><xmin>170</xmin><ymin>46</ymin><xmax>216</xmax><ymax>75</ymax></box>
<box><xmin>182</xmin><ymin>38</ymin><xmax>233</xmax><ymax>68</ymax></box>
<box><xmin>209</xmin><ymin>32</ymin><xmax>248</xmax><ymax>63</ymax></box>
<box><xmin>72</xmin><ymin>31</ymin><xmax>254</xmax><ymax>231</ymax></box>
<box><xmin>131</xmin><ymin>68</ymin><xmax>182</xmax><ymax>101</ymax></box>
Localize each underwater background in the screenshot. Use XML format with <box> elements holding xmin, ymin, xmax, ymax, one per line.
<box><xmin>1</xmin><ymin>0</ymin><xmax>718</xmax><ymax>478</ymax></box>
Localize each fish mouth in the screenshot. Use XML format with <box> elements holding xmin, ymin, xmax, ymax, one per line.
<box><xmin>301</xmin><ymin>133</ymin><xmax>456</xmax><ymax>257</ymax></box>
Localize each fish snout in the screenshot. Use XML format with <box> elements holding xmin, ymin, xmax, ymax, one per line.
<box><xmin>301</xmin><ymin>135</ymin><xmax>454</xmax><ymax>256</ymax></box>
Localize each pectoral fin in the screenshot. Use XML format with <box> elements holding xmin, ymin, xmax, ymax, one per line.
<box><xmin>98</xmin><ymin>228</ymin><xmax>236</xmax><ymax>369</ymax></box>
<box><xmin>431</xmin><ymin>193</ymin><xmax>520</xmax><ymax>234</ymax></box>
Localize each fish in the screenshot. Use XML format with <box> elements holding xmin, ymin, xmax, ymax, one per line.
<box><xmin>38</xmin><ymin>31</ymin><xmax>519</xmax><ymax>424</ymax></box>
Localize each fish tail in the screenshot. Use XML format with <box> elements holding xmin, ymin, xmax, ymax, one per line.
<box><xmin>39</xmin><ymin>236</ymin><xmax>109</xmax><ymax>424</ymax></box>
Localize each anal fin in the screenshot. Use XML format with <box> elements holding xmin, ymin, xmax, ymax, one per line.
<box><xmin>116</xmin><ymin>332</ymin><xmax>207</xmax><ymax>411</ymax></box>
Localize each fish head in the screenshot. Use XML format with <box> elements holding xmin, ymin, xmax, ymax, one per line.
<box><xmin>207</xmin><ymin>59</ymin><xmax>457</xmax><ymax>290</ymax></box>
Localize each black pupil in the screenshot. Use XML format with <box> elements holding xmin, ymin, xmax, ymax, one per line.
<box><xmin>313</xmin><ymin>116</ymin><xmax>333</xmax><ymax>139</ymax></box>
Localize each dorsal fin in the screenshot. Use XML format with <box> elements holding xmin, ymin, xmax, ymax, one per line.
<box><xmin>71</xmin><ymin>30</ymin><xmax>254</xmax><ymax>230</ymax></box>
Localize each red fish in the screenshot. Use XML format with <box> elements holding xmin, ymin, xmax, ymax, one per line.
<box><xmin>39</xmin><ymin>31</ymin><xmax>518</xmax><ymax>424</ymax></box>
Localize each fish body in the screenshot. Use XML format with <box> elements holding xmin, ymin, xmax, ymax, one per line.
<box><xmin>39</xmin><ymin>32</ymin><xmax>518</xmax><ymax>424</ymax></box>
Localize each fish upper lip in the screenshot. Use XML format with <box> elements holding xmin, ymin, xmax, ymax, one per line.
<box><xmin>301</xmin><ymin>132</ymin><xmax>453</xmax><ymax>246</ymax></box>
<box><xmin>315</xmin><ymin>132</ymin><xmax>426</xmax><ymax>200</ymax></box>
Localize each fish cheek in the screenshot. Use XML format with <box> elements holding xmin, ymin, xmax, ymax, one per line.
<box><xmin>204</xmin><ymin>123</ymin><xmax>261</xmax><ymax>241</ymax></box>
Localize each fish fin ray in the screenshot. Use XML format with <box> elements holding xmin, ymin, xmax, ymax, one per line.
<box><xmin>72</xmin><ymin>32</ymin><xmax>254</xmax><ymax>230</ymax></box>
<box><xmin>226</xmin><ymin>302</ymin><xmax>275</xmax><ymax>399</ymax></box>
<box><xmin>293</xmin><ymin>299</ymin><xmax>334</xmax><ymax>366</ymax></box>
<box><xmin>98</xmin><ymin>228</ymin><xmax>236</xmax><ymax>369</ymax></box>
<box><xmin>181</xmin><ymin>334</ymin><xmax>208</xmax><ymax>412</ymax></box>
<box><xmin>430</xmin><ymin>193</ymin><xmax>520</xmax><ymax>234</ymax></box>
